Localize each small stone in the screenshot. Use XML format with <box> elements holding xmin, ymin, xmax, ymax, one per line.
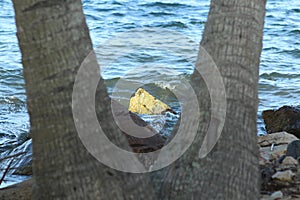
<box><xmin>282</xmin><ymin>156</ymin><xmax>298</xmax><ymax>165</ymax></box>
<box><xmin>270</xmin><ymin>191</ymin><xmax>283</xmax><ymax>199</ymax></box>
<box><xmin>259</xmin><ymin>156</ymin><xmax>271</xmax><ymax>166</ymax></box>
<box><xmin>272</xmin><ymin>170</ymin><xmax>295</xmax><ymax>182</ymax></box>
<box><xmin>192</xmin><ymin>161</ymin><xmax>200</xmax><ymax>168</ymax></box>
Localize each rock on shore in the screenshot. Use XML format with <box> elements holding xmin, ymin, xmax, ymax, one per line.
<box><xmin>128</xmin><ymin>88</ymin><xmax>175</xmax><ymax>115</ymax></box>
<box><xmin>262</xmin><ymin>106</ymin><xmax>300</xmax><ymax>138</ymax></box>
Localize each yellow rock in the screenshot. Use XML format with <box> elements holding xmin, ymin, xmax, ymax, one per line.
<box><xmin>129</xmin><ymin>88</ymin><xmax>173</xmax><ymax>115</ymax></box>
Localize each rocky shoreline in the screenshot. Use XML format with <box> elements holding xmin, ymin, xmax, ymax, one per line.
<box><xmin>259</xmin><ymin>132</ymin><xmax>300</xmax><ymax>199</ymax></box>
<box><xmin>1</xmin><ymin>106</ymin><xmax>300</xmax><ymax>199</ymax></box>
<box><xmin>260</xmin><ymin>106</ymin><xmax>300</xmax><ymax>199</ymax></box>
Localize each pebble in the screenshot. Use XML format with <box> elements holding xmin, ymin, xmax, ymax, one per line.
<box><xmin>272</xmin><ymin>170</ymin><xmax>295</xmax><ymax>182</ymax></box>
<box><xmin>270</xmin><ymin>191</ymin><xmax>283</xmax><ymax>199</ymax></box>
<box><xmin>282</xmin><ymin>156</ymin><xmax>298</xmax><ymax>165</ymax></box>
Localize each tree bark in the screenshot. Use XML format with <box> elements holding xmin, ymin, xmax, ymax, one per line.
<box><xmin>158</xmin><ymin>0</ymin><xmax>267</xmax><ymax>199</ymax></box>
<box><xmin>12</xmin><ymin>0</ymin><xmax>155</xmax><ymax>199</ymax></box>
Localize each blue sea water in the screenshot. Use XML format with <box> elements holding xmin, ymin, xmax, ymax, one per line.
<box><xmin>0</xmin><ymin>0</ymin><xmax>300</xmax><ymax>187</ymax></box>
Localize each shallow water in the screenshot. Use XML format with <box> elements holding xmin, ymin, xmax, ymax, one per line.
<box><xmin>0</xmin><ymin>0</ymin><xmax>300</xmax><ymax>187</ymax></box>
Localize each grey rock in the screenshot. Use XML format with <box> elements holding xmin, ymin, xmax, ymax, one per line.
<box><xmin>285</xmin><ymin>140</ymin><xmax>300</xmax><ymax>160</ymax></box>
<box><xmin>258</xmin><ymin>132</ymin><xmax>299</xmax><ymax>147</ymax></box>
<box><xmin>270</xmin><ymin>191</ymin><xmax>283</xmax><ymax>199</ymax></box>
<box><xmin>272</xmin><ymin>170</ymin><xmax>295</xmax><ymax>182</ymax></box>
<box><xmin>281</xmin><ymin>156</ymin><xmax>298</xmax><ymax>165</ymax></box>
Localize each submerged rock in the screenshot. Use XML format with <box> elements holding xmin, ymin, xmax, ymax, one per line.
<box><xmin>262</xmin><ymin>106</ymin><xmax>300</xmax><ymax>138</ymax></box>
<box><xmin>112</xmin><ymin>100</ymin><xmax>166</xmax><ymax>153</ymax></box>
<box><xmin>129</xmin><ymin>88</ymin><xmax>175</xmax><ymax>115</ymax></box>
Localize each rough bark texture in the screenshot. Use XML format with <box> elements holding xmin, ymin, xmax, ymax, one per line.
<box><xmin>157</xmin><ymin>0</ymin><xmax>267</xmax><ymax>199</ymax></box>
<box><xmin>12</xmin><ymin>0</ymin><xmax>155</xmax><ymax>199</ymax></box>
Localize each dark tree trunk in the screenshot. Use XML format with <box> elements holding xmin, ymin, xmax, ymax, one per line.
<box><xmin>12</xmin><ymin>0</ymin><xmax>155</xmax><ymax>199</ymax></box>
<box><xmin>158</xmin><ymin>0</ymin><xmax>267</xmax><ymax>199</ymax></box>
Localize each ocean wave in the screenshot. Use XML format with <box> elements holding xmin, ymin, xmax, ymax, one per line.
<box><xmin>291</xmin><ymin>8</ymin><xmax>300</xmax><ymax>13</ymax></box>
<box><xmin>160</xmin><ymin>21</ymin><xmax>189</xmax><ymax>29</ymax></box>
<box><xmin>260</xmin><ymin>72</ymin><xmax>300</xmax><ymax>79</ymax></box>
<box><xmin>148</xmin><ymin>11</ymin><xmax>176</xmax><ymax>16</ymax></box>
<box><xmin>289</xmin><ymin>29</ymin><xmax>300</xmax><ymax>34</ymax></box>
<box><xmin>263</xmin><ymin>47</ymin><xmax>281</xmax><ymax>51</ymax></box>
<box><xmin>139</xmin><ymin>2</ymin><xmax>190</xmax><ymax>8</ymax></box>
<box><xmin>281</xmin><ymin>49</ymin><xmax>300</xmax><ymax>58</ymax></box>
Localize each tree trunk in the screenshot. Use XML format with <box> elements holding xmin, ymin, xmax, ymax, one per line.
<box><xmin>12</xmin><ymin>0</ymin><xmax>155</xmax><ymax>199</ymax></box>
<box><xmin>12</xmin><ymin>0</ymin><xmax>266</xmax><ymax>199</ymax></box>
<box><xmin>158</xmin><ymin>0</ymin><xmax>267</xmax><ymax>199</ymax></box>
